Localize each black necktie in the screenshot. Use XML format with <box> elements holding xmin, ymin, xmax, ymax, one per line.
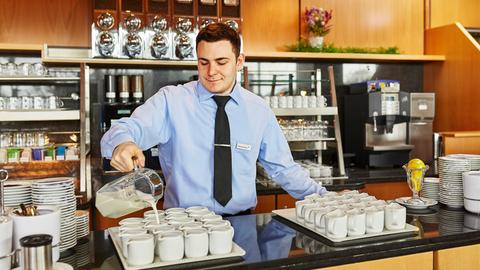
<box><xmin>213</xmin><ymin>95</ymin><xmax>232</xmax><ymax>206</ymax></box>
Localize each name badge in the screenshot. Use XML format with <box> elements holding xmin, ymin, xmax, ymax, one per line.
<box><xmin>236</xmin><ymin>143</ymin><xmax>251</xmax><ymax>151</ymax></box>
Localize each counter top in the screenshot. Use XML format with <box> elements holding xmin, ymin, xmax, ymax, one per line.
<box><xmin>66</xmin><ymin>205</ymin><xmax>480</xmax><ymax>270</ymax></box>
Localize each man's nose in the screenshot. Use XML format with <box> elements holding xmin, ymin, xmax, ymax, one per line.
<box><xmin>208</xmin><ymin>64</ymin><xmax>217</xmax><ymax>76</ymax></box>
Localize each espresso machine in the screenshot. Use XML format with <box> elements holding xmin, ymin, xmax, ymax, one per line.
<box><xmin>343</xmin><ymin>88</ymin><xmax>414</xmax><ymax>167</ymax></box>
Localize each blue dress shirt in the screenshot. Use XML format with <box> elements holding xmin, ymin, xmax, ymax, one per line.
<box><xmin>101</xmin><ymin>81</ymin><xmax>327</xmax><ymax>215</ymax></box>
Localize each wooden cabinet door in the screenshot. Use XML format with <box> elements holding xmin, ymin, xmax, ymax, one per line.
<box><xmin>435</xmin><ymin>244</ymin><xmax>480</xmax><ymax>270</ymax></box>
<box><xmin>319</xmin><ymin>252</ymin><xmax>433</xmax><ymax>270</ymax></box>
<box><xmin>253</xmin><ymin>195</ymin><xmax>276</xmax><ymax>213</ymax></box>
<box><xmin>277</xmin><ymin>194</ymin><xmax>296</xmax><ymax>209</ymax></box>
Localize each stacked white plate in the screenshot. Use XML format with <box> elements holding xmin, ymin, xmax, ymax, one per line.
<box><xmin>75</xmin><ymin>210</ymin><xmax>89</xmax><ymax>239</ymax></box>
<box><xmin>421</xmin><ymin>177</ymin><xmax>440</xmax><ymax>201</ymax></box>
<box><xmin>439</xmin><ymin>156</ymin><xmax>471</xmax><ymax>207</ymax></box>
<box><xmin>31</xmin><ymin>177</ymin><xmax>77</xmax><ymax>252</ymax></box>
<box><xmin>2</xmin><ymin>183</ymin><xmax>31</xmax><ymax>208</ymax></box>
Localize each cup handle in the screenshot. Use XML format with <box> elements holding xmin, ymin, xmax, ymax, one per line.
<box><xmin>230</xmin><ymin>227</ymin><xmax>235</xmax><ymax>238</ymax></box>
<box><xmin>57</xmin><ymin>98</ymin><xmax>64</xmax><ymax>108</ymax></box>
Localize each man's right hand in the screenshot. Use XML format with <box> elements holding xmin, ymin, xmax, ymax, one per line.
<box><xmin>110</xmin><ymin>142</ymin><xmax>146</xmax><ymax>172</ymax></box>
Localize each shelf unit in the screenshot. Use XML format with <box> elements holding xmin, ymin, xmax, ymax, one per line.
<box><xmin>0</xmin><ymin>45</ymin><xmax>89</xmax><ymax>198</ymax></box>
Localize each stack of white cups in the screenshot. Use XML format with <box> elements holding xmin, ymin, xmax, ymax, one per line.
<box><xmin>118</xmin><ymin>206</ymin><xmax>235</xmax><ymax>266</ymax></box>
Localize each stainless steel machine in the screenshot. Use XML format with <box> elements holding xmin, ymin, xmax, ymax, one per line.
<box><xmin>408</xmin><ymin>93</ymin><xmax>435</xmax><ymax>164</ymax></box>
<box><xmin>343</xmin><ymin>89</ymin><xmax>414</xmax><ymax>167</ymax></box>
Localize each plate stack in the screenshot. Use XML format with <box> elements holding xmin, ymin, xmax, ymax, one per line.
<box><xmin>421</xmin><ymin>177</ymin><xmax>440</xmax><ymax>201</ymax></box>
<box><xmin>439</xmin><ymin>156</ymin><xmax>471</xmax><ymax>207</ymax></box>
<box><xmin>2</xmin><ymin>184</ymin><xmax>31</xmax><ymax>208</ymax></box>
<box><xmin>32</xmin><ymin>177</ymin><xmax>77</xmax><ymax>251</ymax></box>
<box><xmin>75</xmin><ymin>210</ymin><xmax>89</xmax><ymax>239</ymax></box>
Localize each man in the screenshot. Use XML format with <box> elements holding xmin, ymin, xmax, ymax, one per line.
<box><xmin>101</xmin><ymin>23</ymin><xmax>326</xmax><ymax>215</ymax></box>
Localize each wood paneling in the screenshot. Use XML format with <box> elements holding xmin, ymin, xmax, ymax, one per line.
<box><xmin>241</xmin><ymin>0</ymin><xmax>299</xmax><ymax>54</ymax></box>
<box><xmin>319</xmin><ymin>252</ymin><xmax>432</xmax><ymax>270</ymax></box>
<box><xmin>253</xmin><ymin>194</ymin><xmax>276</xmax><ymax>213</ymax></box>
<box><xmin>301</xmin><ymin>0</ymin><xmax>424</xmax><ymax>54</ymax></box>
<box><xmin>424</xmin><ymin>23</ymin><xmax>480</xmax><ymax>132</ymax></box>
<box><xmin>429</xmin><ymin>0</ymin><xmax>480</xmax><ymax>29</ymax></box>
<box><xmin>434</xmin><ymin>244</ymin><xmax>480</xmax><ymax>270</ymax></box>
<box><xmin>442</xmin><ymin>132</ymin><xmax>480</xmax><ymax>155</ymax></box>
<box><xmin>0</xmin><ymin>0</ymin><xmax>91</xmax><ymax>46</ymax></box>
<box><xmin>277</xmin><ymin>194</ymin><xmax>296</xmax><ymax>209</ymax></box>
<box><xmin>361</xmin><ymin>181</ymin><xmax>411</xmax><ymax>200</ymax></box>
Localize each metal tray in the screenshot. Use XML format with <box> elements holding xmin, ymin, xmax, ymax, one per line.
<box><xmin>107</xmin><ymin>227</ymin><xmax>245</xmax><ymax>270</ymax></box>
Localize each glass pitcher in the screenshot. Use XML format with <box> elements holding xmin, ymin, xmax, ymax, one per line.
<box><xmin>95</xmin><ymin>167</ymin><xmax>164</xmax><ymax>218</ymax></box>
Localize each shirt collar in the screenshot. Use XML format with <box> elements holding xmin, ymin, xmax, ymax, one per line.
<box><xmin>196</xmin><ymin>80</ymin><xmax>243</xmax><ymax>106</ymax></box>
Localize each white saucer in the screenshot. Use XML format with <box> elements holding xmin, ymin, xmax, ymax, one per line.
<box><xmin>54</xmin><ymin>262</ymin><xmax>74</xmax><ymax>270</ymax></box>
<box><xmin>395</xmin><ymin>197</ymin><xmax>438</xmax><ymax>209</ymax></box>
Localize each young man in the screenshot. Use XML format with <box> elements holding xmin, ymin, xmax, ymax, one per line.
<box><xmin>101</xmin><ymin>23</ymin><xmax>327</xmax><ymax>215</ymax></box>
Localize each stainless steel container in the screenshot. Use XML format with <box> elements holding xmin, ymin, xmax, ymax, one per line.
<box><xmin>117</xmin><ymin>75</ymin><xmax>130</xmax><ymax>103</ymax></box>
<box><xmin>105</xmin><ymin>75</ymin><xmax>117</xmax><ymax>103</ymax></box>
<box><xmin>130</xmin><ymin>75</ymin><xmax>144</xmax><ymax>103</ymax></box>
<box><xmin>20</xmin><ymin>234</ymin><xmax>53</xmax><ymax>270</ymax></box>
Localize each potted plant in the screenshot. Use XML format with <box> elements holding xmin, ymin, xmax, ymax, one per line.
<box><xmin>304</xmin><ymin>7</ymin><xmax>333</xmax><ymax>48</ymax></box>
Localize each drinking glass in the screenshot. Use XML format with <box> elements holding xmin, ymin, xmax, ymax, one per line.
<box><xmin>403</xmin><ymin>164</ymin><xmax>429</xmax><ymax>205</ymax></box>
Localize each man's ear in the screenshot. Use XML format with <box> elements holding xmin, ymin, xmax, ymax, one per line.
<box><xmin>236</xmin><ymin>53</ymin><xmax>245</xmax><ymax>71</ymax></box>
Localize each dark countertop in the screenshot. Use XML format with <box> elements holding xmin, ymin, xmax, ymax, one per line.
<box><xmin>65</xmin><ymin>205</ymin><xmax>480</xmax><ymax>270</ymax></box>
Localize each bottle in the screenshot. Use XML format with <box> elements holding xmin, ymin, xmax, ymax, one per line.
<box><xmin>104</xmin><ymin>75</ymin><xmax>117</xmax><ymax>103</ymax></box>
<box><xmin>117</xmin><ymin>75</ymin><xmax>130</xmax><ymax>103</ymax></box>
<box><xmin>130</xmin><ymin>75</ymin><xmax>144</xmax><ymax>103</ymax></box>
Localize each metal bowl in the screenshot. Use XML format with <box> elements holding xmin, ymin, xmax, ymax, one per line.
<box><xmin>224</xmin><ymin>20</ymin><xmax>239</xmax><ymax>32</ymax></box>
<box><xmin>151</xmin><ymin>34</ymin><xmax>169</xmax><ymax>58</ymax></box>
<box><xmin>96</xmin><ymin>31</ymin><xmax>115</xmax><ymax>57</ymax></box>
<box><xmin>151</xmin><ymin>16</ymin><xmax>168</xmax><ymax>33</ymax></box>
<box><xmin>124</xmin><ymin>14</ymin><xmax>142</xmax><ymax>32</ymax></box>
<box><xmin>96</xmin><ymin>13</ymin><xmax>115</xmax><ymax>31</ymax></box>
<box><xmin>125</xmin><ymin>33</ymin><xmax>142</xmax><ymax>57</ymax></box>
<box><xmin>200</xmin><ymin>18</ymin><xmax>215</xmax><ymax>29</ymax></box>
<box><xmin>176</xmin><ymin>18</ymin><xmax>192</xmax><ymax>33</ymax></box>
<box><xmin>175</xmin><ymin>34</ymin><xmax>193</xmax><ymax>59</ymax></box>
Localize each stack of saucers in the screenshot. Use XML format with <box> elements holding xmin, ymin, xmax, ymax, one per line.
<box><xmin>439</xmin><ymin>156</ymin><xmax>470</xmax><ymax>207</ymax></box>
<box><xmin>421</xmin><ymin>177</ymin><xmax>440</xmax><ymax>201</ymax></box>
<box><xmin>2</xmin><ymin>183</ymin><xmax>31</xmax><ymax>208</ymax></box>
<box><xmin>32</xmin><ymin>177</ymin><xmax>77</xmax><ymax>251</ymax></box>
<box><xmin>74</xmin><ymin>238</ymin><xmax>90</xmax><ymax>268</ymax></box>
<box><xmin>75</xmin><ymin>210</ymin><xmax>89</xmax><ymax>239</ymax></box>
<box><xmin>448</xmin><ymin>154</ymin><xmax>480</xmax><ymax>170</ymax></box>
<box><xmin>439</xmin><ymin>207</ymin><xmax>464</xmax><ymax>235</ymax></box>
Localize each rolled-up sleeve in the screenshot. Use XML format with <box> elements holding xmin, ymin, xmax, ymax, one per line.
<box><xmin>101</xmin><ymin>88</ymin><xmax>171</xmax><ymax>158</ymax></box>
<box><xmin>257</xmin><ymin>111</ymin><xmax>327</xmax><ymax>199</ymax></box>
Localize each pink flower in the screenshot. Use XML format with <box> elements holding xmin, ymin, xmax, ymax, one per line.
<box><xmin>305</xmin><ymin>6</ymin><xmax>333</xmax><ymax>37</ymax></box>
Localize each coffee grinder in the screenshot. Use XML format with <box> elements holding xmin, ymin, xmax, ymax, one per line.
<box><xmin>118</xmin><ymin>1</ymin><xmax>145</xmax><ymax>59</ymax></box>
<box><xmin>92</xmin><ymin>0</ymin><xmax>119</xmax><ymax>58</ymax></box>
<box><xmin>343</xmin><ymin>82</ymin><xmax>414</xmax><ymax>167</ymax></box>
<box><xmin>144</xmin><ymin>0</ymin><xmax>172</xmax><ymax>59</ymax></box>
<box><xmin>172</xmin><ymin>0</ymin><xmax>197</xmax><ymax>60</ymax></box>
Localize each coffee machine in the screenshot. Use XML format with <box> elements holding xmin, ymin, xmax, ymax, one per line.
<box><xmin>343</xmin><ymin>84</ymin><xmax>414</xmax><ymax>167</ymax></box>
<box><xmin>408</xmin><ymin>92</ymin><xmax>435</xmax><ymax>164</ymax></box>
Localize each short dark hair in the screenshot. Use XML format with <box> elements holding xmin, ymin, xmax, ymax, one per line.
<box><xmin>196</xmin><ymin>23</ymin><xmax>241</xmax><ymax>58</ymax></box>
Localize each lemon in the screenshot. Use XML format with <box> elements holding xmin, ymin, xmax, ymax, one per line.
<box><xmin>407</xmin><ymin>158</ymin><xmax>425</xmax><ymax>192</ymax></box>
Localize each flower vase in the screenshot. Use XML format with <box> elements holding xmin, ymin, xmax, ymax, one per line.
<box><xmin>308</xmin><ymin>36</ymin><xmax>324</xmax><ymax>48</ymax></box>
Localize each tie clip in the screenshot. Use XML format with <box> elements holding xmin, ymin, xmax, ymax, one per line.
<box><xmin>214</xmin><ymin>143</ymin><xmax>231</xmax><ymax>148</ymax></box>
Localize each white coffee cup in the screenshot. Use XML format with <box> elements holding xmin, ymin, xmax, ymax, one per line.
<box><xmin>165</xmin><ymin>207</ymin><xmax>186</xmax><ymax>215</ymax></box>
<box><xmin>179</xmin><ymin>222</ymin><xmax>204</xmax><ymax>231</ymax></box>
<box><xmin>168</xmin><ymin>217</ymin><xmax>195</xmax><ymax>229</ymax></box>
<box><xmin>304</xmin><ymin>207</ymin><xmax>324</xmax><ymax>225</ymax></box>
<box><xmin>359</xmin><ymin>196</ymin><xmax>377</xmax><ymax>203</ymax></box>
<box><xmin>200</xmin><ymin>214</ymin><xmax>223</xmax><ymax>223</ymax></box>
<box><xmin>295</xmin><ymin>200</ymin><xmax>313</xmax><ymax>220</ymax></box>
<box><xmin>120</xmin><ymin>229</ymin><xmax>148</xmax><ymax>258</ymax></box>
<box><xmin>156</xmin><ymin>231</ymin><xmax>184</xmax><ymax>261</ymax></box>
<box><xmin>119</xmin><ymin>224</ymin><xmax>144</xmax><ymax>232</ymax></box>
<box><xmin>346</xmin><ymin>208</ymin><xmax>366</xmax><ymax>236</ymax></box>
<box><xmin>119</xmin><ymin>217</ymin><xmax>143</xmax><ymax>226</ymax></box>
<box><xmin>165</xmin><ymin>213</ymin><xmax>189</xmax><ymax>220</ymax></box>
<box><xmin>152</xmin><ymin>224</ymin><xmax>177</xmax><ymax>235</ymax></box>
<box><xmin>270</xmin><ymin>96</ymin><xmax>279</xmax><ymax>108</ymax></box>
<box><xmin>384</xmin><ymin>203</ymin><xmax>406</xmax><ymax>231</ymax></box>
<box><xmin>208</xmin><ymin>225</ymin><xmax>234</xmax><ymax>255</ymax></box>
<box><xmin>186</xmin><ymin>206</ymin><xmax>209</xmax><ymax>214</ymax></box>
<box><xmin>293</xmin><ymin>96</ymin><xmax>302</xmax><ymax>108</ymax></box>
<box><xmin>278</xmin><ymin>96</ymin><xmax>287</xmax><ymax>108</ymax></box>
<box><xmin>369</xmin><ymin>200</ymin><xmax>387</xmax><ymax>207</ymax></box>
<box><xmin>126</xmin><ymin>234</ymin><xmax>155</xmax><ymax>266</ymax></box>
<box><xmin>0</xmin><ymin>216</ymin><xmax>13</xmax><ymax>270</ymax></box>
<box><xmin>286</xmin><ymin>96</ymin><xmax>294</xmax><ymax>108</ymax></box>
<box><xmin>365</xmin><ymin>206</ymin><xmax>385</xmax><ymax>234</ymax></box>
<box><xmin>189</xmin><ymin>211</ymin><xmax>214</xmax><ymax>221</ymax></box>
<box><xmin>305</xmin><ymin>193</ymin><xmax>322</xmax><ymax>201</ymax></box>
<box><xmin>314</xmin><ymin>206</ymin><xmax>334</xmax><ymax>230</ymax></box>
<box><xmin>301</xmin><ymin>203</ymin><xmax>320</xmax><ymax>223</ymax></box>
<box><xmin>184</xmin><ymin>228</ymin><xmax>209</xmax><ymax>258</ymax></box>
<box><xmin>143</xmin><ymin>209</ymin><xmax>165</xmax><ymax>219</ymax></box>
<box><xmin>202</xmin><ymin>220</ymin><xmax>231</xmax><ymax>229</ymax></box>
<box><xmin>325</xmin><ymin>209</ymin><xmax>348</xmax><ymax>239</ymax></box>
